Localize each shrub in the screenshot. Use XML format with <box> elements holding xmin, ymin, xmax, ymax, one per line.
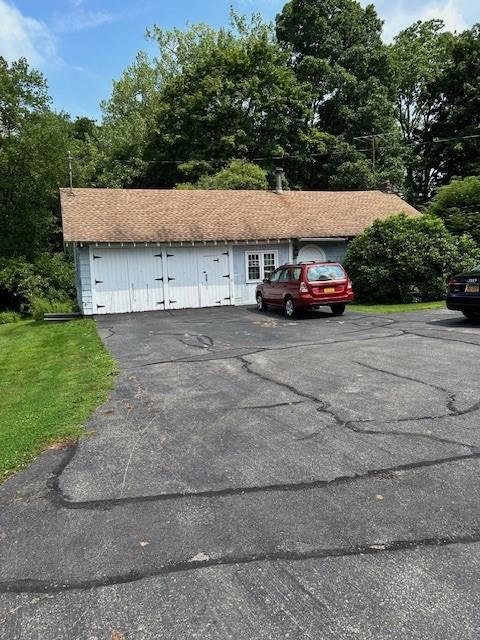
<box><xmin>427</xmin><ymin>176</ymin><xmax>480</xmax><ymax>244</ymax></box>
<box><xmin>0</xmin><ymin>311</ymin><xmax>22</xmax><ymax>324</ymax></box>
<box><xmin>0</xmin><ymin>253</ymin><xmax>75</xmax><ymax>312</ymax></box>
<box><xmin>344</xmin><ymin>214</ymin><xmax>480</xmax><ymax>303</ymax></box>
<box><xmin>30</xmin><ymin>297</ymin><xmax>75</xmax><ymax>321</ymax></box>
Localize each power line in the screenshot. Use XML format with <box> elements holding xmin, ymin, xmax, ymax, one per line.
<box><xmin>68</xmin><ymin>132</ymin><xmax>480</xmax><ymax>171</ymax></box>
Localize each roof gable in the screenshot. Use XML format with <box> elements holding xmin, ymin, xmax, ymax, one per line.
<box><xmin>60</xmin><ymin>188</ymin><xmax>420</xmax><ymax>243</ymax></box>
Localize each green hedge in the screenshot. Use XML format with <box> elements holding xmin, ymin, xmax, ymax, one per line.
<box><xmin>344</xmin><ymin>214</ymin><xmax>480</xmax><ymax>303</ymax></box>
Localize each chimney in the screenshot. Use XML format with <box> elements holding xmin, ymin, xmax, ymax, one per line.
<box><xmin>275</xmin><ymin>167</ymin><xmax>284</xmax><ymax>194</ymax></box>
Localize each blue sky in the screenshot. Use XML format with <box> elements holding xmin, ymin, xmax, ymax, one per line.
<box><xmin>1</xmin><ymin>0</ymin><xmax>478</xmax><ymax>121</ymax></box>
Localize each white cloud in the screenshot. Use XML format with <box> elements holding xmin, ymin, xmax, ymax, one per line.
<box><xmin>52</xmin><ymin>6</ymin><xmax>116</xmax><ymax>34</ymax></box>
<box><xmin>376</xmin><ymin>0</ymin><xmax>469</xmax><ymax>42</ymax></box>
<box><xmin>0</xmin><ymin>0</ymin><xmax>58</xmax><ymax>66</ymax></box>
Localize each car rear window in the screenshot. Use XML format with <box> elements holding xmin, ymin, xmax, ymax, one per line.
<box><xmin>307</xmin><ymin>265</ymin><xmax>345</xmax><ymax>282</ymax></box>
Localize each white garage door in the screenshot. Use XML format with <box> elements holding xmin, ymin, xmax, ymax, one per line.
<box><xmin>92</xmin><ymin>247</ymin><xmax>165</xmax><ymax>314</ymax></box>
<box><xmin>91</xmin><ymin>246</ymin><xmax>232</xmax><ymax>314</ymax></box>
<box><xmin>165</xmin><ymin>247</ymin><xmax>231</xmax><ymax>310</ymax></box>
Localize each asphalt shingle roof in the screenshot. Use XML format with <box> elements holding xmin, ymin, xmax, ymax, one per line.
<box><xmin>60</xmin><ymin>188</ymin><xmax>420</xmax><ymax>243</ymax></box>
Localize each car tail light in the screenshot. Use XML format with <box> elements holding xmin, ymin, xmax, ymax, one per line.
<box><xmin>299</xmin><ymin>282</ymin><xmax>309</xmax><ymax>293</ymax></box>
<box><xmin>347</xmin><ymin>280</ymin><xmax>353</xmax><ymax>291</ymax></box>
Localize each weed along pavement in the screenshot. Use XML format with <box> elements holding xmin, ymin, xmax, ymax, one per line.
<box><xmin>2</xmin><ymin>306</ymin><xmax>480</xmax><ymax>638</ymax></box>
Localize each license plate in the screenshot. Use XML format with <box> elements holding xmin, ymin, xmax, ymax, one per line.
<box><xmin>324</xmin><ymin>287</ymin><xmax>335</xmax><ymax>294</ymax></box>
<box><xmin>466</xmin><ymin>284</ymin><xmax>479</xmax><ymax>293</ymax></box>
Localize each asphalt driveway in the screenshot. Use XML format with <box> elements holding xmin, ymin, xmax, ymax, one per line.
<box><xmin>1</xmin><ymin>306</ymin><xmax>480</xmax><ymax>639</ymax></box>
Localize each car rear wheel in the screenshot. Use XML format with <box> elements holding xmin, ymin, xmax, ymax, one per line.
<box><xmin>462</xmin><ymin>309</ymin><xmax>480</xmax><ymax>320</ymax></box>
<box><xmin>285</xmin><ymin>297</ymin><xmax>296</xmax><ymax>318</ymax></box>
<box><xmin>330</xmin><ymin>303</ymin><xmax>346</xmax><ymax>316</ymax></box>
<box><xmin>256</xmin><ymin>294</ymin><xmax>267</xmax><ymax>311</ymax></box>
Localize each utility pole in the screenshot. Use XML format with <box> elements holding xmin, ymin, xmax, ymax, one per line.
<box><xmin>67</xmin><ymin>150</ymin><xmax>74</xmax><ymax>193</ymax></box>
<box><xmin>354</xmin><ymin>134</ymin><xmax>384</xmax><ymax>173</ymax></box>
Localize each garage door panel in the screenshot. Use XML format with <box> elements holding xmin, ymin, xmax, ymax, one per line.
<box><xmin>128</xmin><ymin>248</ymin><xmax>165</xmax><ymax>312</ymax></box>
<box><xmin>165</xmin><ymin>249</ymin><xmax>200</xmax><ymax>310</ymax></box>
<box><xmin>91</xmin><ymin>248</ymin><xmax>164</xmax><ymax>314</ymax></box>
<box><xmin>199</xmin><ymin>253</ymin><xmax>231</xmax><ymax>307</ymax></box>
<box><xmin>92</xmin><ymin>249</ymin><xmax>131</xmax><ymax>314</ymax></box>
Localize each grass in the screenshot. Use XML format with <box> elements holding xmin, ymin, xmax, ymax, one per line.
<box><xmin>0</xmin><ymin>319</ymin><xmax>117</xmax><ymax>482</ymax></box>
<box><xmin>352</xmin><ymin>300</ymin><xmax>445</xmax><ymax>314</ymax></box>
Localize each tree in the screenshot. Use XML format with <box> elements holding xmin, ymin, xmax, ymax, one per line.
<box><xmin>0</xmin><ymin>58</ymin><xmax>71</xmax><ymax>259</ymax></box>
<box><xmin>140</xmin><ymin>15</ymin><xmax>310</xmax><ymax>188</ymax></box>
<box><xmin>344</xmin><ymin>214</ymin><xmax>480</xmax><ymax>303</ymax></box>
<box><xmin>275</xmin><ymin>0</ymin><xmax>404</xmax><ymax>191</ymax></box>
<box><xmin>429</xmin><ymin>25</ymin><xmax>480</xmax><ymax>184</ymax></box>
<box><xmin>176</xmin><ymin>160</ymin><xmax>268</xmax><ymax>190</ymax></box>
<box><xmin>388</xmin><ymin>20</ymin><xmax>455</xmax><ymax>203</ymax></box>
<box><xmin>427</xmin><ymin>176</ymin><xmax>480</xmax><ymax>244</ymax></box>
<box><xmin>78</xmin><ymin>51</ymin><xmax>159</xmax><ymax>188</ymax></box>
<box><xmin>276</xmin><ymin>0</ymin><xmax>395</xmax><ymax>138</ymax></box>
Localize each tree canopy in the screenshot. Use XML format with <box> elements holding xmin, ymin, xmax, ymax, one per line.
<box><xmin>0</xmin><ymin>3</ymin><xmax>479</xmax><ymax>266</ymax></box>
<box><xmin>176</xmin><ymin>160</ymin><xmax>269</xmax><ymax>190</ymax></box>
<box><xmin>0</xmin><ymin>58</ymin><xmax>72</xmax><ymax>259</ymax></box>
<box><xmin>427</xmin><ymin>176</ymin><xmax>480</xmax><ymax>244</ymax></box>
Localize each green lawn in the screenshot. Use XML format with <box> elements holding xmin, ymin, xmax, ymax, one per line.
<box><xmin>351</xmin><ymin>301</ymin><xmax>445</xmax><ymax>314</ymax></box>
<box><xmin>0</xmin><ymin>319</ymin><xmax>117</xmax><ymax>482</ymax></box>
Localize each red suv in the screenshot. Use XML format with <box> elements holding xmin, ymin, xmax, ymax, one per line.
<box><xmin>255</xmin><ymin>262</ymin><xmax>354</xmax><ymax>317</ymax></box>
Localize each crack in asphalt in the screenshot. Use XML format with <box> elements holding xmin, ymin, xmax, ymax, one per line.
<box><xmin>3</xmin><ymin>311</ymin><xmax>480</xmax><ymax>597</ymax></box>
<box><xmin>227</xmin><ymin>400</ymin><xmax>307</xmax><ymax>411</ymax></box>
<box><xmin>352</xmin><ymin>360</ymin><xmax>458</xmax><ymax>414</ymax></box>
<box><xmin>129</xmin><ymin>330</ymin><xmax>403</xmax><ymax>369</ymax></box>
<box><xmin>238</xmin><ymin>354</ymin><xmax>479</xmax><ymax>454</ymax></box>
<box><xmin>2</xmin><ymin>529</ymin><xmax>480</xmax><ymax>595</ymax></box>
<box><xmin>126</xmin><ymin>323</ymin><xmax>480</xmax><ymax>370</ymax></box>
<box><xmin>50</xmin><ymin>328</ymin><xmax>479</xmax><ymax>508</ymax></box>
<box><xmin>100</xmin><ymin>326</ymin><xmax>116</xmax><ymax>341</ymax></box>
<box><xmin>48</xmin><ymin>450</ymin><xmax>479</xmax><ymax>510</ymax></box>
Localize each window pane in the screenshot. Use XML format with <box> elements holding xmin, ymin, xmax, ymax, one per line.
<box><xmin>279</xmin><ymin>269</ymin><xmax>290</xmax><ymax>281</ymax></box>
<box><xmin>248</xmin><ymin>253</ymin><xmax>261</xmax><ymax>280</ymax></box>
<box><xmin>270</xmin><ymin>269</ymin><xmax>282</xmax><ymax>282</ymax></box>
<box><xmin>292</xmin><ymin>267</ymin><xmax>302</xmax><ymax>281</ymax></box>
<box><xmin>263</xmin><ymin>252</ymin><xmax>276</xmax><ymax>278</ymax></box>
<box><xmin>307</xmin><ymin>265</ymin><xmax>345</xmax><ymax>282</ymax></box>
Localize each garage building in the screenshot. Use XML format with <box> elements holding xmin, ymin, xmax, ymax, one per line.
<box><xmin>60</xmin><ymin>187</ymin><xmax>419</xmax><ymax>315</ymax></box>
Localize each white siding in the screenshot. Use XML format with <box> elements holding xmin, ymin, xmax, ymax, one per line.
<box><xmin>75</xmin><ymin>246</ymin><xmax>93</xmax><ymax>315</ymax></box>
<box><xmin>232</xmin><ymin>243</ymin><xmax>290</xmax><ymax>305</ymax></box>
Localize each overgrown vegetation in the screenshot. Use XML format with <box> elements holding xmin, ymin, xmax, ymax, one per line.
<box><xmin>0</xmin><ymin>311</ymin><xmax>21</xmax><ymax>324</ymax></box>
<box><xmin>344</xmin><ymin>214</ymin><xmax>480</xmax><ymax>303</ymax></box>
<box><xmin>0</xmin><ymin>254</ymin><xmax>75</xmax><ymax>313</ymax></box>
<box><xmin>30</xmin><ymin>298</ymin><xmax>75</xmax><ymax>321</ymax></box>
<box><xmin>0</xmin><ymin>320</ymin><xmax>117</xmax><ymax>481</ymax></box>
